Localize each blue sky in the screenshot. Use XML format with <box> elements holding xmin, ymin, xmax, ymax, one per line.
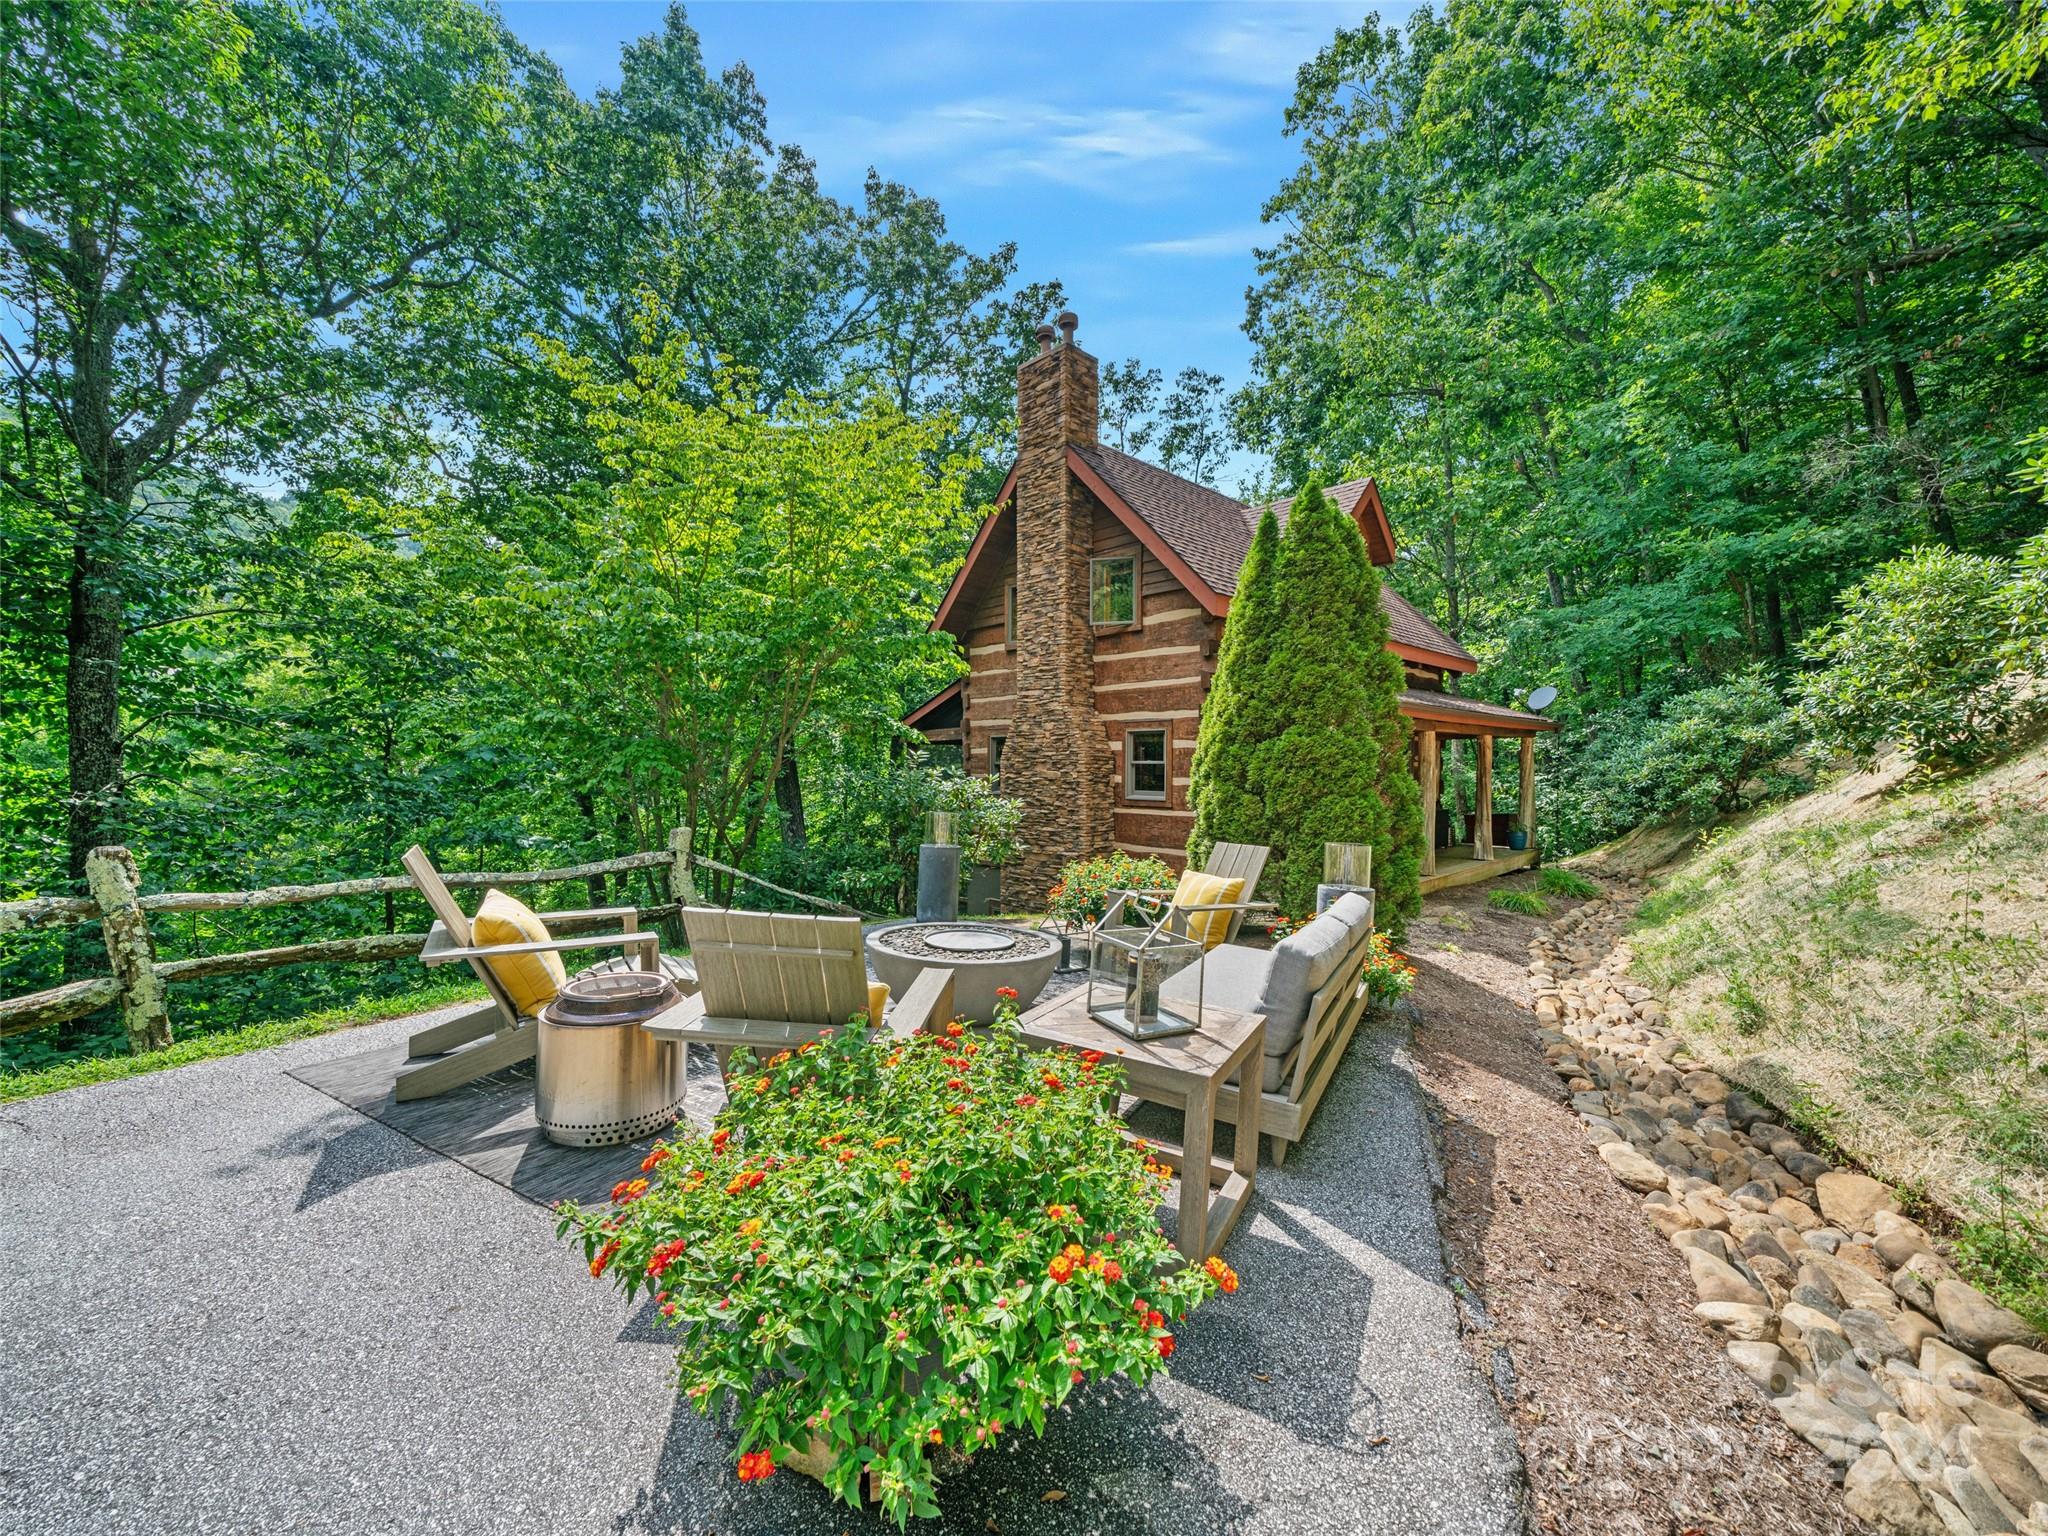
<box><xmin>497</xmin><ymin>1</ymin><xmax>1416</xmax><ymax>486</ymax></box>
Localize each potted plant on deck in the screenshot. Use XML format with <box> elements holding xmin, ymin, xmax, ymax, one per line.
<box><xmin>557</xmin><ymin>994</ymin><xmax>1235</xmax><ymax>1526</ymax></box>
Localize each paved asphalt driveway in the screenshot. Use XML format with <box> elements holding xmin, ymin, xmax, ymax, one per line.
<box><xmin>0</xmin><ymin>1008</ymin><xmax>1522</xmax><ymax>1536</ymax></box>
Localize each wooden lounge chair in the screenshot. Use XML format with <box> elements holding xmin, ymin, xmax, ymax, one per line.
<box><xmin>398</xmin><ymin>845</ymin><xmax>694</xmax><ymax>1102</ymax></box>
<box><xmin>1198</xmin><ymin>841</ymin><xmax>1273</xmax><ymax>942</ymax></box>
<box><xmin>1110</xmin><ymin>840</ymin><xmax>1275</xmax><ymax>947</ymax></box>
<box><xmin>642</xmin><ymin>907</ymin><xmax>956</xmax><ymax>1072</ymax></box>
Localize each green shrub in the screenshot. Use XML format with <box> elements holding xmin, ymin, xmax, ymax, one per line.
<box><xmin>1043</xmin><ymin>851</ymin><xmax>1174</xmax><ymax>928</ymax></box>
<box><xmin>557</xmin><ymin>1003</ymin><xmax>1231</xmax><ymax>1524</ymax></box>
<box><xmin>766</xmin><ymin>757</ymin><xmax>1025</xmax><ymax>915</ymax></box>
<box><xmin>1487</xmin><ymin>888</ymin><xmax>1548</xmax><ymax>916</ymax></box>
<box><xmin>1635</xmin><ymin>666</ymin><xmax>1803</xmax><ymax>819</ymax></box>
<box><xmin>1537</xmin><ymin>867</ymin><xmax>1601</xmax><ymax>899</ymax></box>
<box><xmin>1796</xmin><ymin>545</ymin><xmax>2034</xmax><ymax>769</ymax></box>
<box><xmin>1952</xmin><ymin>1204</ymin><xmax>2048</xmax><ymax>1334</ymax></box>
<box><xmin>1187</xmin><ymin>482</ymin><xmax>1422</xmax><ymax>934</ymax></box>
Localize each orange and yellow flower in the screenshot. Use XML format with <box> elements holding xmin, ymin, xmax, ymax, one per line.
<box><xmin>736</xmin><ymin>1450</ymin><xmax>776</xmax><ymax>1482</ymax></box>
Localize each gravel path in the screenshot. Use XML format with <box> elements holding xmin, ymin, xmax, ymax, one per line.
<box><xmin>1</xmin><ymin>1002</ymin><xmax>1522</xmax><ymax>1536</ymax></box>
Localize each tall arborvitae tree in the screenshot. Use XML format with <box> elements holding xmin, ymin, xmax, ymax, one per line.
<box><xmin>1188</xmin><ymin>508</ymin><xmax>1281</xmax><ymax>866</ymax></box>
<box><xmin>1189</xmin><ymin>483</ymin><xmax>1422</xmax><ymax>933</ymax></box>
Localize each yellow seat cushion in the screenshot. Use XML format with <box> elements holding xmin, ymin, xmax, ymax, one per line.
<box><xmin>470</xmin><ymin>888</ymin><xmax>568</xmax><ymax>1018</ymax></box>
<box><xmin>1172</xmin><ymin>869</ymin><xmax>1247</xmax><ymax>950</ymax></box>
<box><xmin>868</xmin><ymin>981</ymin><xmax>891</xmax><ymax>1026</ymax></box>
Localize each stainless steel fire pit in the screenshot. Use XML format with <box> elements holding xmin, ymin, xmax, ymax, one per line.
<box><xmin>536</xmin><ymin>971</ymin><xmax>684</xmax><ymax>1147</ymax></box>
<box><xmin>864</xmin><ymin>920</ymin><xmax>1060</xmax><ymax>1024</ymax></box>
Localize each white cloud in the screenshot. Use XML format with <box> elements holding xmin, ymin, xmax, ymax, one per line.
<box><xmin>1123</xmin><ymin>222</ymin><xmax>1272</xmax><ymax>258</ymax></box>
<box><xmin>800</xmin><ymin>93</ymin><xmax>1249</xmax><ymax>199</ymax></box>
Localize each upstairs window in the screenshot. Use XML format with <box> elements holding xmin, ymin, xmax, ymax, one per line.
<box><xmin>1125</xmin><ymin>728</ymin><xmax>1167</xmax><ymax>800</ymax></box>
<box><xmin>989</xmin><ymin>734</ymin><xmax>1006</xmax><ymax>790</ymax></box>
<box><xmin>1004</xmin><ymin>581</ymin><xmax>1017</xmax><ymax>646</ymax></box>
<box><xmin>1089</xmin><ymin>556</ymin><xmax>1136</xmax><ymax>626</ymax></box>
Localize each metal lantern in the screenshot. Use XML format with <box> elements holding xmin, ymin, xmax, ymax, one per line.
<box><xmin>1087</xmin><ymin>889</ymin><xmax>1203</xmax><ymax>1040</ymax></box>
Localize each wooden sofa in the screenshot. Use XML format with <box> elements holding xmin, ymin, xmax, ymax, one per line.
<box><xmin>1160</xmin><ymin>890</ymin><xmax>1377</xmax><ymax>1165</ymax></box>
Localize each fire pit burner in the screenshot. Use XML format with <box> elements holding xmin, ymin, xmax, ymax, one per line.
<box><xmin>865</xmin><ymin>920</ymin><xmax>1061</xmax><ymax>1023</ymax></box>
<box><xmin>922</xmin><ymin>928</ymin><xmax>1022</xmax><ymax>955</ymax></box>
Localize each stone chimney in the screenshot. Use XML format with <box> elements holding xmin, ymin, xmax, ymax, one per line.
<box><xmin>1003</xmin><ymin>313</ymin><xmax>1114</xmax><ymax>908</ymax></box>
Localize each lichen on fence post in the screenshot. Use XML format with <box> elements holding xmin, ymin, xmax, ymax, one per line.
<box><xmin>667</xmin><ymin>827</ymin><xmax>699</xmax><ymax>906</ymax></box>
<box><xmin>83</xmin><ymin>845</ymin><xmax>173</xmax><ymax>1054</ymax></box>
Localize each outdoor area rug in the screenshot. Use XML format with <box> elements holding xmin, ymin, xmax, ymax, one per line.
<box><xmin>287</xmin><ymin>1037</ymin><xmax>729</xmax><ymax>1208</ymax></box>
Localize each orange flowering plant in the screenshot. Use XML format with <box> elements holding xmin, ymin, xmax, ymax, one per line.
<box><xmin>556</xmin><ymin>996</ymin><xmax>1230</xmax><ymax>1526</ymax></box>
<box><xmin>1361</xmin><ymin>930</ymin><xmax>1417</xmax><ymax>1009</ymax></box>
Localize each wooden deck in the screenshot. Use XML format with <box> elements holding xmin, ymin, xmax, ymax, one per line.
<box><xmin>1418</xmin><ymin>845</ymin><xmax>1539</xmax><ymax>894</ymax></box>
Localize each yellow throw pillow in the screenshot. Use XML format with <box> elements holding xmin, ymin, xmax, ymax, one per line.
<box><xmin>1172</xmin><ymin>869</ymin><xmax>1247</xmax><ymax>950</ymax></box>
<box><xmin>867</xmin><ymin>981</ymin><xmax>892</xmax><ymax>1027</ymax></box>
<box><xmin>470</xmin><ymin>888</ymin><xmax>568</xmax><ymax>1018</ymax></box>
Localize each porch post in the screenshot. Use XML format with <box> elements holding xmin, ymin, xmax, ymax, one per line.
<box><xmin>1519</xmin><ymin>735</ymin><xmax>1536</xmax><ymax>848</ymax></box>
<box><xmin>1474</xmin><ymin>733</ymin><xmax>1494</xmax><ymax>860</ymax></box>
<box><xmin>1417</xmin><ymin>728</ymin><xmax>1439</xmax><ymax>878</ymax></box>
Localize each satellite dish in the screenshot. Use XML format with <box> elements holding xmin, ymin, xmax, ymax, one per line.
<box><xmin>1526</xmin><ymin>685</ymin><xmax>1559</xmax><ymax>713</ymax></box>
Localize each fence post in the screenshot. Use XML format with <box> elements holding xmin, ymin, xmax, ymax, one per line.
<box><xmin>84</xmin><ymin>845</ymin><xmax>172</xmax><ymax>1054</ymax></box>
<box><xmin>666</xmin><ymin>826</ymin><xmax>699</xmax><ymax>906</ymax></box>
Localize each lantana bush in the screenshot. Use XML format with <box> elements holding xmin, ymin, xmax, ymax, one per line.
<box><xmin>558</xmin><ymin>994</ymin><xmax>1234</xmax><ymax>1525</ymax></box>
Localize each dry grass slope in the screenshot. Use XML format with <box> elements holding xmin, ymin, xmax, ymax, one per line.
<box><xmin>1591</xmin><ymin>738</ymin><xmax>2048</xmax><ymax>1240</ymax></box>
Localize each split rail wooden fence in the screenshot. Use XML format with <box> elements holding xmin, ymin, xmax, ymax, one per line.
<box><xmin>0</xmin><ymin>828</ymin><xmax>859</xmax><ymax>1057</ymax></box>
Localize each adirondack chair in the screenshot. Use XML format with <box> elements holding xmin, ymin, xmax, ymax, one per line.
<box><xmin>1112</xmin><ymin>840</ymin><xmax>1274</xmax><ymax>946</ymax></box>
<box><xmin>398</xmin><ymin>845</ymin><xmax>694</xmax><ymax>1103</ymax></box>
<box><xmin>642</xmin><ymin>907</ymin><xmax>956</xmax><ymax>1073</ymax></box>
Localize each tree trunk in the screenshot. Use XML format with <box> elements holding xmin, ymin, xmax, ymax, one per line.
<box><xmin>1890</xmin><ymin>358</ymin><xmax>1957</xmax><ymax>546</ymax></box>
<box><xmin>1765</xmin><ymin>586</ymin><xmax>1787</xmax><ymax>660</ymax></box>
<box><xmin>775</xmin><ymin>756</ymin><xmax>806</xmax><ymax>845</ymax></box>
<box><xmin>66</xmin><ymin>504</ymin><xmax>125</xmax><ymax>893</ymax></box>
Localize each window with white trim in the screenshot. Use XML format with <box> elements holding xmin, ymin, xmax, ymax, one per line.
<box><xmin>1124</xmin><ymin>728</ymin><xmax>1167</xmax><ymax>801</ymax></box>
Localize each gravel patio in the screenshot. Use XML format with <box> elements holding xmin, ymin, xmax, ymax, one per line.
<box><xmin>0</xmin><ymin>999</ymin><xmax>1522</xmax><ymax>1536</ymax></box>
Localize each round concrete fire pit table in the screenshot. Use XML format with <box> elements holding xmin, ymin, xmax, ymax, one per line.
<box><xmin>864</xmin><ymin>921</ymin><xmax>1061</xmax><ymax>1025</ymax></box>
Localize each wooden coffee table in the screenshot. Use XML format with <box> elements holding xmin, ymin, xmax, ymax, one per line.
<box><xmin>1016</xmin><ymin>987</ymin><xmax>1263</xmax><ymax>1264</ymax></box>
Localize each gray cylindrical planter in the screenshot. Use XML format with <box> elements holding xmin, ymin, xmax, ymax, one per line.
<box><xmin>915</xmin><ymin>844</ymin><xmax>962</xmax><ymax>922</ymax></box>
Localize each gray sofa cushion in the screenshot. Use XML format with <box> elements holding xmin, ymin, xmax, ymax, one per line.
<box><xmin>1160</xmin><ymin>892</ymin><xmax>1373</xmax><ymax>1071</ymax></box>
<box><xmin>1257</xmin><ymin>897</ymin><xmax>1370</xmax><ymax>1057</ymax></box>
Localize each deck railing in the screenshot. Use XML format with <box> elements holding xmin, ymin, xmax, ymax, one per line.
<box><xmin>0</xmin><ymin>829</ymin><xmax>860</xmax><ymax>1056</ymax></box>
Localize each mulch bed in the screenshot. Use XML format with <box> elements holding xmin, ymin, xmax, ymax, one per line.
<box><xmin>1401</xmin><ymin>878</ymin><xmax>1870</xmax><ymax>1536</ymax></box>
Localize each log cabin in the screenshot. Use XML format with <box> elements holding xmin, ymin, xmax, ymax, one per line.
<box><xmin>905</xmin><ymin>313</ymin><xmax>1555</xmax><ymax>909</ymax></box>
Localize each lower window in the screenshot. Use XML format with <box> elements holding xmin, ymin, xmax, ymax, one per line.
<box><xmin>1125</xmin><ymin>728</ymin><xmax>1167</xmax><ymax>800</ymax></box>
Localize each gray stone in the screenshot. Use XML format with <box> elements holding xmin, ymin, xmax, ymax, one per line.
<box><xmin>1686</xmin><ymin>1247</ymin><xmax>1771</xmax><ymax>1307</ymax></box>
<box><xmin>1742</xmin><ymin>1229</ymin><xmax>1799</xmax><ymax>1270</ymax></box>
<box><xmin>1987</xmin><ymin>1344</ymin><xmax>2048</xmax><ymax>1414</ymax></box>
<box><xmin>1895</xmin><ymin>1265</ymin><xmax>1943</xmax><ymax>1317</ymax></box>
<box><xmin>1597</xmin><ymin>1139</ymin><xmax>1670</xmax><ymax>1193</ymax></box>
<box><xmin>1776</xmin><ymin>1384</ymin><xmax>1882</xmax><ymax>1463</ymax></box>
<box><xmin>1959</xmin><ymin>1428</ymin><xmax>2048</xmax><ymax>1513</ymax></box>
<box><xmin>1879</xmin><ymin>1412</ymin><xmax>1949</xmax><ymax>1491</ymax></box>
<box><xmin>1674</xmin><ymin>1228</ymin><xmax>1733</xmax><ymax>1263</ymax></box>
<box><xmin>1946</xmin><ymin>1462</ymin><xmax>2026</xmax><ymax>1532</ymax></box>
<box><xmin>1924</xmin><ymin>1337</ymin><xmax>2028</xmax><ymax>1412</ymax></box>
<box><xmin>1695</xmin><ymin>1300</ymin><xmax>1777</xmax><ymax>1341</ymax></box>
<box><xmin>1936</xmin><ymin>1280</ymin><xmax>2044</xmax><ymax>1358</ymax></box>
<box><xmin>1782</xmin><ymin>1148</ymin><xmax>1833</xmax><ymax>1184</ymax></box>
<box><xmin>1844</xmin><ymin>1448</ymin><xmax>1947</xmax><ymax>1536</ymax></box>
<box><xmin>1817</xmin><ymin>1170</ymin><xmax>1900</xmax><ymax>1232</ymax></box>
<box><xmin>1728</xmin><ymin>1340</ymin><xmax>1802</xmax><ymax>1395</ymax></box>
<box><xmin>1841</xmin><ymin>1307</ymin><xmax>1917</xmax><ymax>1369</ymax></box>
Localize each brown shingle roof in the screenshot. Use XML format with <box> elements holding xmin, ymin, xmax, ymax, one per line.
<box><xmin>1070</xmin><ymin>443</ymin><xmax>1474</xmax><ymax>669</ymax></box>
<box><xmin>1070</xmin><ymin>443</ymin><xmax>1253</xmax><ymax>597</ymax></box>
<box><xmin>1397</xmin><ymin>689</ymin><xmax>1555</xmax><ymax>732</ymax></box>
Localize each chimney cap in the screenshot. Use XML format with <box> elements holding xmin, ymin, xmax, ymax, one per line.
<box><xmin>1056</xmin><ymin>310</ymin><xmax>1079</xmax><ymax>345</ymax></box>
<box><xmin>1035</xmin><ymin>323</ymin><xmax>1056</xmax><ymax>355</ymax></box>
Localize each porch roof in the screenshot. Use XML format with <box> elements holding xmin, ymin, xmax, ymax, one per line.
<box><xmin>1397</xmin><ymin>689</ymin><xmax>1556</xmax><ymax>734</ymax></box>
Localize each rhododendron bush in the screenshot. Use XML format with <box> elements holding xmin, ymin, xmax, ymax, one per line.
<box><xmin>557</xmin><ymin>998</ymin><xmax>1231</xmax><ymax>1525</ymax></box>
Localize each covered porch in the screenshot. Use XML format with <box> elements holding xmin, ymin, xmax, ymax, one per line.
<box><xmin>1397</xmin><ymin>690</ymin><xmax>1556</xmax><ymax>895</ymax></box>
